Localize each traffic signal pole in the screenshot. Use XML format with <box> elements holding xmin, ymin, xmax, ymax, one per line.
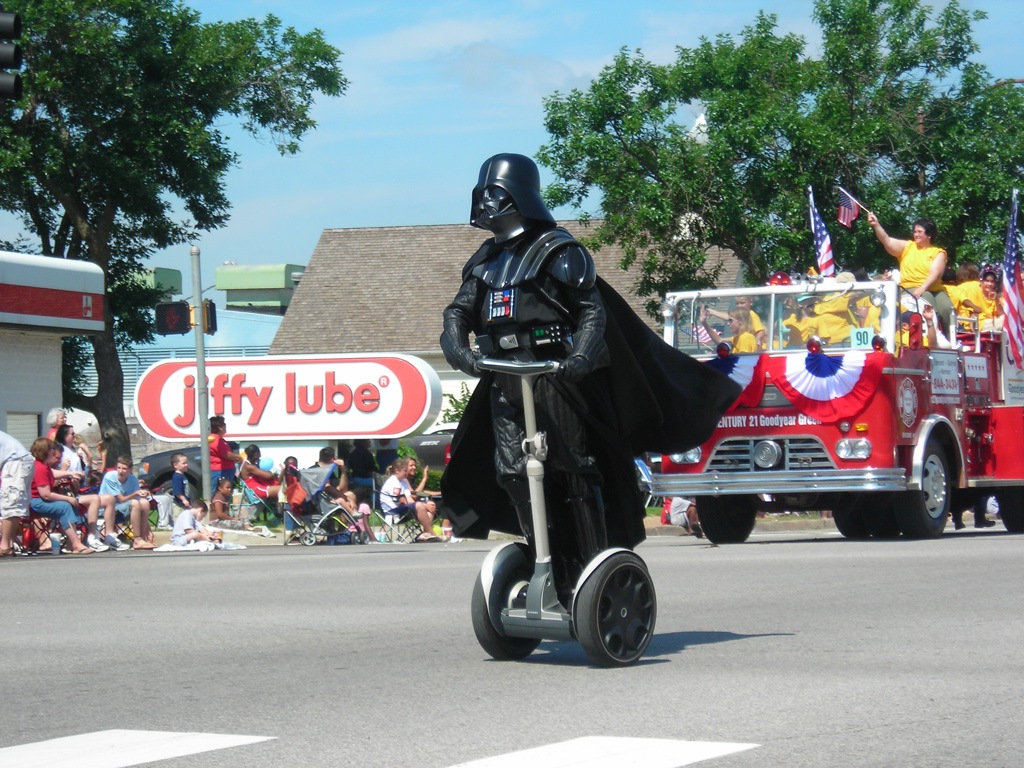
<box><xmin>1</xmin><ymin>4</ymin><xmax>23</xmax><ymax>100</ymax></box>
<box><xmin>190</xmin><ymin>245</ymin><xmax>212</xmax><ymax>504</ymax></box>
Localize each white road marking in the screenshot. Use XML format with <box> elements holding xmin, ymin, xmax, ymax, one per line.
<box><xmin>0</xmin><ymin>729</ymin><xmax>275</xmax><ymax>768</ymax></box>
<box><xmin>446</xmin><ymin>736</ymin><xmax>759</xmax><ymax>767</ymax></box>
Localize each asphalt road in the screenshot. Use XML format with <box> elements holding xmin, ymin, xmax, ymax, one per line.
<box><xmin>3</xmin><ymin>526</ymin><xmax>1022</xmax><ymax>767</ymax></box>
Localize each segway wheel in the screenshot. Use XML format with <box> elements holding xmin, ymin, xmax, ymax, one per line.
<box><xmin>299</xmin><ymin>530</ymin><xmax>317</xmax><ymax>547</ymax></box>
<box><xmin>574</xmin><ymin>552</ymin><xmax>656</xmax><ymax>667</ymax></box>
<box><xmin>471</xmin><ymin>571</ymin><xmax>541</xmax><ymax>661</ymax></box>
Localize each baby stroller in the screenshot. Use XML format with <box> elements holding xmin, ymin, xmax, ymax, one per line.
<box><xmin>283</xmin><ymin>465</ymin><xmax>369</xmax><ymax>546</ymax></box>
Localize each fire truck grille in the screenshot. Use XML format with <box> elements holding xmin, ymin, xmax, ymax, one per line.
<box><xmin>707</xmin><ymin>437</ymin><xmax>835</xmax><ymax>472</ymax></box>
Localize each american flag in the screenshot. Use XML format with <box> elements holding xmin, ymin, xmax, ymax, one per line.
<box><xmin>1002</xmin><ymin>188</ymin><xmax>1024</xmax><ymax>368</ymax></box>
<box><xmin>682</xmin><ymin>323</ymin><xmax>713</xmax><ymax>345</ymax></box>
<box><xmin>837</xmin><ymin>187</ymin><xmax>860</xmax><ymax>228</ymax></box>
<box><xmin>809</xmin><ymin>190</ymin><xmax>835</xmax><ymax>277</ymax></box>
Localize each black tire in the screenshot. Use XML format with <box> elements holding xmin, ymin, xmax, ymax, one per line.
<box><xmin>864</xmin><ymin>494</ymin><xmax>902</xmax><ymax>539</ymax></box>
<box><xmin>831</xmin><ymin>494</ymin><xmax>871</xmax><ymax>539</ymax></box>
<box><xmin>894</xmin><ymin>440</ymin><xmax>951</xmax><ymax>538</ymax></box>
<box><xmin>574</xmin><ymin>552</ymin><xmax>656</xmax><ymax>667</ymax></box>
<box><xmin>695</xmin><ymin>494</ymin><xmax>757</xmax><ymax>544</ymax></box>
<box><xmin>471</xmin><ymin>571</ymin><xmax>541</xmax><ymax>661</ymax></box>
<box><xmin>995</xmin><ymin>487</ymin><xmax>1024</xmax><ymax>532</ymax></box>
<box><xmin>299</xmin><ymin>530</ymin><xmax>317</xmax><ymax>546</ymax></box>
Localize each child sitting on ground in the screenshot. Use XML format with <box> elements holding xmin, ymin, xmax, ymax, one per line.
<box><xmin>208</xmin><ymin>476</ymin><xmax>253</xmax><ymax>530</ymax></box>
<box><xmin>171</xmin><ymin>500</ymin><xmax>218</xmax><ymax>547</ymax></box>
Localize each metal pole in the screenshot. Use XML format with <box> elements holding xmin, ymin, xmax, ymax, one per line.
<box><xmin>191</xmin><ymin>245</ymin><xmax>212</xmax><ymax>503</ymax></box>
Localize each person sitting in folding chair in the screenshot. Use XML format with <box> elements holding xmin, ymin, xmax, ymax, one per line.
<box><xmin>99</xmin><ymin>455</ymin><xmax>154</xmax><ymax>550</ymax></box>
<box><xmin>379</xmin><ymin>457</ymin><xmax>441</xmax><ymax>542</ymax></box>
<box><xmin>240</xmin><ymin>444</ymin><xmax>282</xmax><ymax>503</ymax></box>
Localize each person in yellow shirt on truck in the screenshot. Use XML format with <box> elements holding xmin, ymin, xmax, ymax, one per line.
<box><xmin>868</xmin><ymin>213</ymin><xmax>954</xmax><ymax>335</ymax></box>
<box><xmin>700</xmin><ymin>305</ymin><xmax>758</xmax><ymax>353</ymax></box>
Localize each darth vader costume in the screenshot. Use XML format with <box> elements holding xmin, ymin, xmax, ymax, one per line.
<box><xmin>440</xmin><ymin>153</ymin><xmax>739</xmax><ymax>597</ymax></box>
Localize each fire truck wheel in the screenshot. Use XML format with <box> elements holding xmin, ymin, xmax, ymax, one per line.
<box><xmin>864</xmin><ymin>495</ymin><xmax>901</xmax><ymax>539</ymax></box>
<box><xmin>893</xmin><ymin>440</ymin><xmax>950</xmax><ymax>538</ymax></box>
<box><xmin>694</xmin><ymin>495</ymin><xmax>756</xmax><ymax>544</ymax></box>
<box><xmin>831</xmin><ymin>495</ymin><xmax>871</xmax><ymax>539</ymax></box>
<box><xmin>994</xmin><ymin>487</ymin><xmax>1024</xmax><ymax>533</ymax></box>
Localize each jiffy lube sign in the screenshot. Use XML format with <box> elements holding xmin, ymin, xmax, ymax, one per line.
<box><xmin>134</xmin><ymin>354</ymin><xmax>442</xmax><ymax>441</ymax></box>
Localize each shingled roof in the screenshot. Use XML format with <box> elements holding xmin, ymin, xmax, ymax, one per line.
<box><xmin>270</xmin><ymin>221</ymin><xmax>741</xmax><ymax>355</ymax></box>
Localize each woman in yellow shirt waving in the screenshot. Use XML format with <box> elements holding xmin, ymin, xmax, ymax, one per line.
<box><xmin>868</xmin><ymin>212</ymin><xmax>954</xmax><ymax>334</ymax></box>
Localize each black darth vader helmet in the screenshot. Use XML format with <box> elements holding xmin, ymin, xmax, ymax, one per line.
<box><xmin>470</xmin><ymin>153</ymin><xmax>555</xmax><ymax>242</ymax></box>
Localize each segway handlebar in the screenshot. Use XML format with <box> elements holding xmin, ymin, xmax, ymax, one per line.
<box><xmin>476</xmin><ymin>358</ymin><xmax>559</xmax><ymax>376</ymax></box>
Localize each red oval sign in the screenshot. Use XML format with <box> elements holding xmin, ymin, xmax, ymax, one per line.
<box><xmin>134</xmin><ymin>354</ymin><xmax>442</xmax><ymax>441</ymax></box>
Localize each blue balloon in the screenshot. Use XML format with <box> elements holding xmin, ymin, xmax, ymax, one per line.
<box><xmin>259</xmin><ymin>457</ymin><xmax>274</xmax><ymax>472</ymax></box>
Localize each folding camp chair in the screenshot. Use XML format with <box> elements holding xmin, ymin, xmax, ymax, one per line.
<box><xmin>235</xmin><ymin>479</ymin><xmax>280</xmax><ymax>523</ymax></box>
<box><xmin>634</xmin><ymin>457</ymin><xmax>662</xmax><ymax>509</ymax></box>
<box><xmin>19</xmin><ymin>511</ymin><xmax>88</xmax><ymax>554</ymax></box>
<box><xmin>371</xmin><ymin>488</ymin><xmax>426</xmax><ymax>543</ymax></box>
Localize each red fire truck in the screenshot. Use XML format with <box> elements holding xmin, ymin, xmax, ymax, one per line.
<box><xmin>651</xmin><ymin>274</ymin><xmax>1024</xmax><ymax>543</ymax></box>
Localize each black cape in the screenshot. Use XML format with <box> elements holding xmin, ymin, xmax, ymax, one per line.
<box><xmin>440</xmin><ymin>277</ymin><xmax>742</xmax><ymax>548</ymax></box>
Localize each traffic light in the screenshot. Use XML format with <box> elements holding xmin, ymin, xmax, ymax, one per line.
<box><xmin>0</xmin><ymin>4</ymin><xmax>22</xmax><ymax>100</ymax></box>
<box><xmin>202</xmin><ymin>298</ymin><xmax>217</xmax><ymax>335</ymax></box>
<box><xmin>154</xmin><ymin>301</ymin><xmax>194</xmax><ymax>335</ymax></box>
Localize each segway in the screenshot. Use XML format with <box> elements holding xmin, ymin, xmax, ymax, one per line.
<box><xmin>470</xmin><ymin>358</ymin><xmax>657</xmax><ymax>667</ymax></box>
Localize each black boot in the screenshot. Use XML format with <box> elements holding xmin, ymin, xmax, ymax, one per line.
<box><xmin>499</xmin><ymin>475</ymin><xmax>535</xmax><ymax>543</ymax></box>
<box><xmin>974</xmin><ymin>498</ymin><xmax>996</xmax><ymax>528</ymax></box>
<box><xmin>952</xmin><ymin>508</ymin><xmax>965</xmax><ymax>530</ymax></box>
<box><xmin>564</xmin><ymin>474</ymin><xmax>608</xmax><ymax>564</ymax></box>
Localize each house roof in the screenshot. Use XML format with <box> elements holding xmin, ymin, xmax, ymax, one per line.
<box><xmin>270</xmin><ymin>221</ymin><xmax>741</xmax><ymax>355</ymax></box>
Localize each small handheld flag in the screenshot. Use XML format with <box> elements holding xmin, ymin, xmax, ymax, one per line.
<box><xmin>837</xmin><ymin>188</ymin><xmax>860</xmax><ymax>227</ymax></box>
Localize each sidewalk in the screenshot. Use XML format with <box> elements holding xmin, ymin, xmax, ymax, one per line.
<box><xmin>151</xmin><ymin>527</ymin><xmax>285</xmax><ymax>547</ymax></box>
<box><xmin>645</xmin><ymin>513</ymin><xmax>837</xmax><ymax>537</ymax></box>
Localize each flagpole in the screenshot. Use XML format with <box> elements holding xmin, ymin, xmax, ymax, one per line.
<box><xmin>836</xmin><ymin>185</ymin><xmax>875</xmax><ymax>217</ymax></box>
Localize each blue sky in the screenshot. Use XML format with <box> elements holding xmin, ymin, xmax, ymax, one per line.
<box><xmin>4</xmin><ymin>0</ymin><xmax>1022</xmax><ymax>348</ymax></box>
<box><xmin>152</xmin><ymin>0</ymin><xmax>1024</xmax><ymax>284</ymax></box>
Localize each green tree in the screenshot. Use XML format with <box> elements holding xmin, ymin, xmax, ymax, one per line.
<box><xmin>0</xmin><ymin>0</ymin><xmax>346</xmax><ymax>460</ymax></box>
<box><xmin>440</xmin><ymin>382</ymin><xmax>473</xmax><ymax>424</ymax></box>
<box><xmin>538</xmin><ymin>0</ymin><xmax>1021</xmax><ymax>303</ymax></box>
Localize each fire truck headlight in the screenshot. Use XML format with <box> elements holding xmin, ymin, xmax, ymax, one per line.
<box><xmin>669</xmin><ymin>447</ymin><xmax>702</xmax><ymax>465</ymax></box>
<box><xmin>753</xmin><ymin>440</ymin><xmax>782</xmax><ymax>468</ymax></box>
<box><xmin>836</xmin><ymin>438</ymin><xmax>872</xmax><ymax>460</ymax></box>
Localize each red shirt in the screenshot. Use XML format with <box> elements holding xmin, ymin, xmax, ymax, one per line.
<box><xmin>31</xmin><ymin>460</ymin><xmax>54</xmax><ymax>499</ymax></box>
<box><xmin>209</xmin><ymin>434</ymin><xmax>232</xmax><ymax>471</ymax></box>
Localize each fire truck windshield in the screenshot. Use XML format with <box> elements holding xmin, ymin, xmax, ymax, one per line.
<box><xmin>664</xmin><ymin>279</ymin><xmax>899</xmax><ymax>357</ymax></box>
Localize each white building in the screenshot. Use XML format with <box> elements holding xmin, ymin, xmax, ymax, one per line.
<box><xmin>0</xmin><ymin>250</ymin><xmax>105</xmax><ymax>446</ymax></box>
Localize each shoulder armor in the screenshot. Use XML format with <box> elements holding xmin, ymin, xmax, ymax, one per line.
<box><xmin>546</xmin><ymin>242</ymin><xmax>596</xmax><ymax>290</ymax></box>
<box><xmin>521</xmin><ymin>227</ymin><xmax>595</xmax><ymax>287</ymax></box>
<box><xmin>469</xmin><ymin>227</ymin><xmax>590</xmax><ymax>288</ymax></box>
<box><xmin>462</xmin><ymin>239</ymin><xmax>499</xmax><ymax>282</ymax></box>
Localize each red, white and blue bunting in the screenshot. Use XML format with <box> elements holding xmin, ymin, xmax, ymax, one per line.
<box><xmin>705</xmin><ymin>354</ymin><xmax>767</xmax><ymax>410</ymax></box>
<box><xmin>765</xmin><ymin>350</ymin><xmax>888</xmax><ymax>422</ymax></box>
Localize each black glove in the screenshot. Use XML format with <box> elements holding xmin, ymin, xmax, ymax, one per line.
<box><xmin>440</xmin><ymin>332</ymin><xmax>481</xmax><ymax>377</ymax></box>
<box><xmin>556</xmin><ymin>354</ymin><xmax>592</xmax><ymax>384</ymax></box>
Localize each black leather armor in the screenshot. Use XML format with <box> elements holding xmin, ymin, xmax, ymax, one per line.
<box><xmin>441</xmin><ymin>154</ymin><xmax>613</xmax><ymax>583</ymax></box>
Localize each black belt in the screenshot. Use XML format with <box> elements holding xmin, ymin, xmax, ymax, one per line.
<box><xmin>477</xmin><ymin>324</ymin><xmax>573</xmax><ymax>354</ymax></box>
